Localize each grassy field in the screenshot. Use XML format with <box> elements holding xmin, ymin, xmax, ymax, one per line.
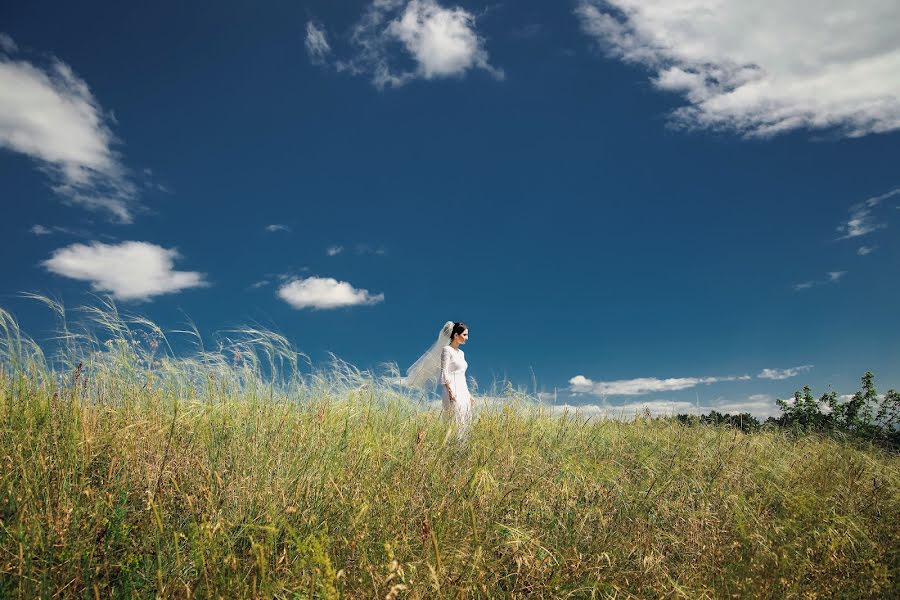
<box><xmin>0</xmin><ymin>303</ymin><xmax>898</xmax><ymax>598</ymax></box>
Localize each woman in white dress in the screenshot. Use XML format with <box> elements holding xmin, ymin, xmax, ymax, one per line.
<box><xmin>440</xmin><ymin>322</ymin><xmax>472</xmax><ymax>433</ymax></box>
<box><xmin>405</xmin><ymin>321</ymin><xmax>474</xmax><ymax>435</ymax></box>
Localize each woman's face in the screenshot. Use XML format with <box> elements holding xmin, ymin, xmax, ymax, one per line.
<box><xmin>456</xmin><ymin>329</ymin><xmax>469</xmax><ymax>345</ymax></box>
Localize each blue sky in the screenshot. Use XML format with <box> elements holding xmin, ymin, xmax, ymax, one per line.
<box><xmin>2</xmin><ymin>0</ymin><xmax>899</xmax><ymax>417</ymax></box>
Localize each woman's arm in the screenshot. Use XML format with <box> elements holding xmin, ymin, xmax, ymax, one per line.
<box><xmin>440</xmin><ymin>347</ymin><xmax>455</xmax><ymax>402</ymax></box>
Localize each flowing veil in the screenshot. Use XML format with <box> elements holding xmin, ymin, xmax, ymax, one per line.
<box><xmin>405</xmin><ymin>321</ymin><xmax>454</xmax><ymax>389</ymax></box>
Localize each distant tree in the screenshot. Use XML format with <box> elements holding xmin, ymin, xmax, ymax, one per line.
<box><xmin>674</xmin><ymin>373</ymin><xmax>897</xmax><ymax>449</ymax></box>
<box><xmin>875</xmin><ymin>388</ymin><xmax>900</xmax><ymax>433</ymax></box>
<box><xmin>675</xmin><ymin>414</ymin><xmax>700</xmax><ymax>426</ymax></box>
<box><xmin>828</xmin><ymin>372</ymin><xmax>874</xmax><ymax>432</ymax></box>
<box><xmin>775</xmin><ymin>371</ymin><xmax>900</xmax><ymax>450</ymax></box>
<box><xmin>872</xmin><ymin>386</ymin><xmax>900</xmax><ymax>450</ymax></box>
<box><xmin>677</xmin><ymin>410</ymin><xmax>760</xmax><ymax>433</ymax></box>
<box><xmin>775</xmin><ymin>385</ymin><xmax>830</xmax><ymax>430</ymax></box>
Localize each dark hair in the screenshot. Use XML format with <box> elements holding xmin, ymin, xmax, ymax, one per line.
<box><xmin>450</xmin><ymin>322</ymin><xmax>468</xmax><ymax>342</ymax></box>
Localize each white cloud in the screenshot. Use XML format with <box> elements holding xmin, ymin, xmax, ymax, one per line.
<box><xmin>305</xmin><ymin>22</ymin><xmax>331</xmax><ymax>65</ymax></box>
<box><xmin>575</xmin><ymin>1</ymin><xmax>900</xmax><ymax>138</ymax></box>
<box><xmin>551</xmin><ymin>393</ymin><xmax>782</xmax><ymax>419</ymax></box>
<box><xmin>318</xmin><ymin>0</ymin><xmax>502</xmax><ymax>89</ymax></box>
<box><xmin>265</xmin><ymin>224</ymin><xmax>291</xmax><ymax>233</ymax></box>
<box><xmin>568</xmin><ymin>373</ymin><xmax>749</xmax><ymax>397</ymax></box>
<box><xmin>29</xmin><ymin>224</ymin><xmax>86</xmax><ymax>237</ymax></box>
<box><xmin>43</xmin><ymin>241</ymin><xmax>207</xmax><ymax>301</ymax></box>
<box><xmin>793</xmin><ymin>271</ymin><xmax>847</xmax><ymax>291</ymax></box>
<box><xmin>326</xmin><ymin>245</ymin><xmax>344</xmax><ymax>256</ymax></box>
<box><xmin>757</xmin><ymin>365</ymin><xmax>813</xmax><ymax>380</ymax></box>
<box><xmin>277</xmin><ymin>276</ymin><xmax>384</xmax><ymax>309</ymax></box>
<box><xmin>553</xmin><ymin>400</ymin><xmax>696</xmax><ymax>418</ymax></box>
<box><xmin>0</xmin><ymin>35</ymin><xmax>141</xmax><ymax>222</ymax></box>
<box><xmin>857</xmin><ymin>245</ymin><xmax>876</xmax><ymax>256</ymax></box>
<box><xmin>837</xmin><ymin>188</ymin><xmax>898</xmax><ymax>239</ymax></box>
<box><xmin>388</xmin><ymin>0</ymin><xmax>501</xmax><ymax>80</ymax></box>
<box><xmin>569</xmin><ymin>375</ymin><xmax>594</xmax><ymax>393</ymax></box>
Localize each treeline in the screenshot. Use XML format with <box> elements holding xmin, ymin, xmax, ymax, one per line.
<box><xmin>674</xmin><ymin>371</ymin><xmax>900</xmax><ymax>450</ymax></box>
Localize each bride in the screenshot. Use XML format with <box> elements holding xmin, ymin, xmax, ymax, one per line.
<box><xmin>406</xmin><ymin>321</ymin><xmax>473</xmax><ymax>434</ymax></box>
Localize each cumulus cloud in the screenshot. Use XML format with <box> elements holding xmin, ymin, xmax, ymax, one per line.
<box><xmin>42</xmin><ymin>241</ymin><xmax>207</xmax><ymax>301</ymax></box>
<box><xmin>277</xmin><ymin>276</ymin><xmax>384</xmax><ymax>309</ymax></box>
<box><xmin>757</xmin><ymin>365</ymin><xmax>813</xmax><ymax>380</ymax></box>
<box><xmin>837</xmin><ymin>188</ymin><xmax>898</xmax><ymax>239</ymax></box>
<box><xmin>305</xmin><ymin>22</ymin><xmax>331</xmax><ymax>64</ymax></box>
<box><xmin>0</xmin><ymin>34</ymin><xmax>142</xmax><ymax>222</ymax></box>
<box><xmin>326</xmin><ymin>245</ymin><xmax>344</xmax><ymax>256</ymax></box>
<box><xmin>265</xmin><ymin>224</ymin><xmax>291</xmax><ymax>233</ymax></box>
<box><xmin>857</xmin><ymin>245</ymin><xmax>876</xmax><ymax>256</ymax></box>
<box><xmin>312</xmin><ymin>0</ymin><xmax>502</xmax><ymax>89</ymax></box>
<box><xmin>388</xmin><ymin>0</ymin><xmax>501</xmax><ymax>80</ymax></box>
<box><xmin>575</xmin><ymin>1</ymin><xmax>900</xmax><ymax>138</ymax></box>
<box><xmin>568</xmin><ymin>373</ymin><xmax>750</xmax><ymax>397</ymax></box>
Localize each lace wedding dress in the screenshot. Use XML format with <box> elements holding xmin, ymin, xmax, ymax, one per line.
<box><xmin>440</xmin><ymin>345</ymin><xmax>472</xmax><ymax>433</ymax></box>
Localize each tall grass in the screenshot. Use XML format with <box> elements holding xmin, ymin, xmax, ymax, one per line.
<box><xmin>1</xmin><ymin>298</ymin><xmax>898</xmax><ymax>598</ymax></box>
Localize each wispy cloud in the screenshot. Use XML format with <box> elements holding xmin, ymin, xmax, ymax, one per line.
<box><xmin>569</xmin><ymin>373</ymin><xmax>750</xmax><ymax>397</ymax></box>
<box><xmin>510</xmin><ymin>24</ymin><xmax>542</xmax><ymax>40</ymax></box>
<box><xmin>857</xmin><ymin>245</ymin><xmax>876</xmax><ymax>256</ymax></box>
<box><xmin>29</xmin><ymin>224</ymin><xmax>85</xmax><ymax>237</ymax></box>
<box><xmin>354</xmin><ymin>243</ymin><xmax>386</xmax><ymax>256</ymax></box>
<box><xmin>757</xmin><ymin>365</ymin><xmax>813</xmax><ymax>380</ymax></box>
<box><xmin>0</xmin><ymin>33</ymin><xmax>17</xmax><ymax>53</ymax></box>
<box><xmin>837</xmin><ymin>188</ymin><xmax>899</xmax><ymax>239</ymax></box>
<box><xmin>326</xmin><ymin>244</ymin><xmax>386</xmax><ymax>256</ymax></box>
<box><xmin>792</xmin><ymin>271</ymin><xmax>846</xmax><ymax>291</ymax></box>
<box><xmin>265</xmin><ymin>224</ymin><xmax>291</xmax><ymax>233</ymax></box>
<box><xmin>43</xmin><ymin>241</ymin><xmax>207</xmax><ymax>301</ymax></box>
<box><xmin>310</xmin><ymin>0</ymin><xmax>503</xmax><ymax>89</ymax></box>
<box><xmin>0</xmin><ymin>34</ymin><xmax>143</xmax><ymax>222</ymax></box>
<box><xmin>305</xmin><ymin>21</ymin><xmax>331</xmax><ymax>65</ymax></box>
<box><xmin>575</xmin><ymin>1</ymin><xmax>900</xmax><ymax>138</ymax></box>
<box><xmin>277</xmin><ymin>276</ymin><xmax>384</xmax><ymax>310</ymax></box>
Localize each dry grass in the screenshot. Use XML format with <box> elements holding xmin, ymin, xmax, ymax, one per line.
<box><xmin>0</xmin><ymin>300</ymin><xmax>898</xmax><ymax>598</ymax></box>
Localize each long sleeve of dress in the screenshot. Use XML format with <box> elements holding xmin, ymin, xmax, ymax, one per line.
<box><xmin>440</xmin><ymin>346</ymin><xmax>452</xmax><ymax>386</ymax></box>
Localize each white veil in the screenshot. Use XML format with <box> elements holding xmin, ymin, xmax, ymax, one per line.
<box><xmin>405</xmin><ymin>321</ymin><xmax>454</xmax><ymax>389</ymax></box>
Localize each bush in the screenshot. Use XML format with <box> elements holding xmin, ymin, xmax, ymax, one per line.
<box><xmin>678</xmin><ymin>372</ymin><xmax>899</xmax><ymax>451</ymax></box>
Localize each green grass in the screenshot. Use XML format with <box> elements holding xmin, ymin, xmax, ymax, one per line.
<box><xmin>0</xmin><ymin>301</ymin><xmax>898</xmax><ymax>598</ymax></box>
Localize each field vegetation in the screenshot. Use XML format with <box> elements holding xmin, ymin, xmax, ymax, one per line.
<box><xmin>1</xmin><ymin>298</ymin><xmax>898</xmax><ymax>598</ymax></box>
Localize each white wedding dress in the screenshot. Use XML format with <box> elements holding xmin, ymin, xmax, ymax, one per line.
<box><xmin>440</xmin><ymin>345</ymin><xmax>472</xmax><ymax>433</ymax></box>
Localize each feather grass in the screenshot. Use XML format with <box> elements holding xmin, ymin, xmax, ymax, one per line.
<box><xmin>0</xmin><ymin>296</ymin><xmax>897</xmax><ymax>598</ymax></box>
